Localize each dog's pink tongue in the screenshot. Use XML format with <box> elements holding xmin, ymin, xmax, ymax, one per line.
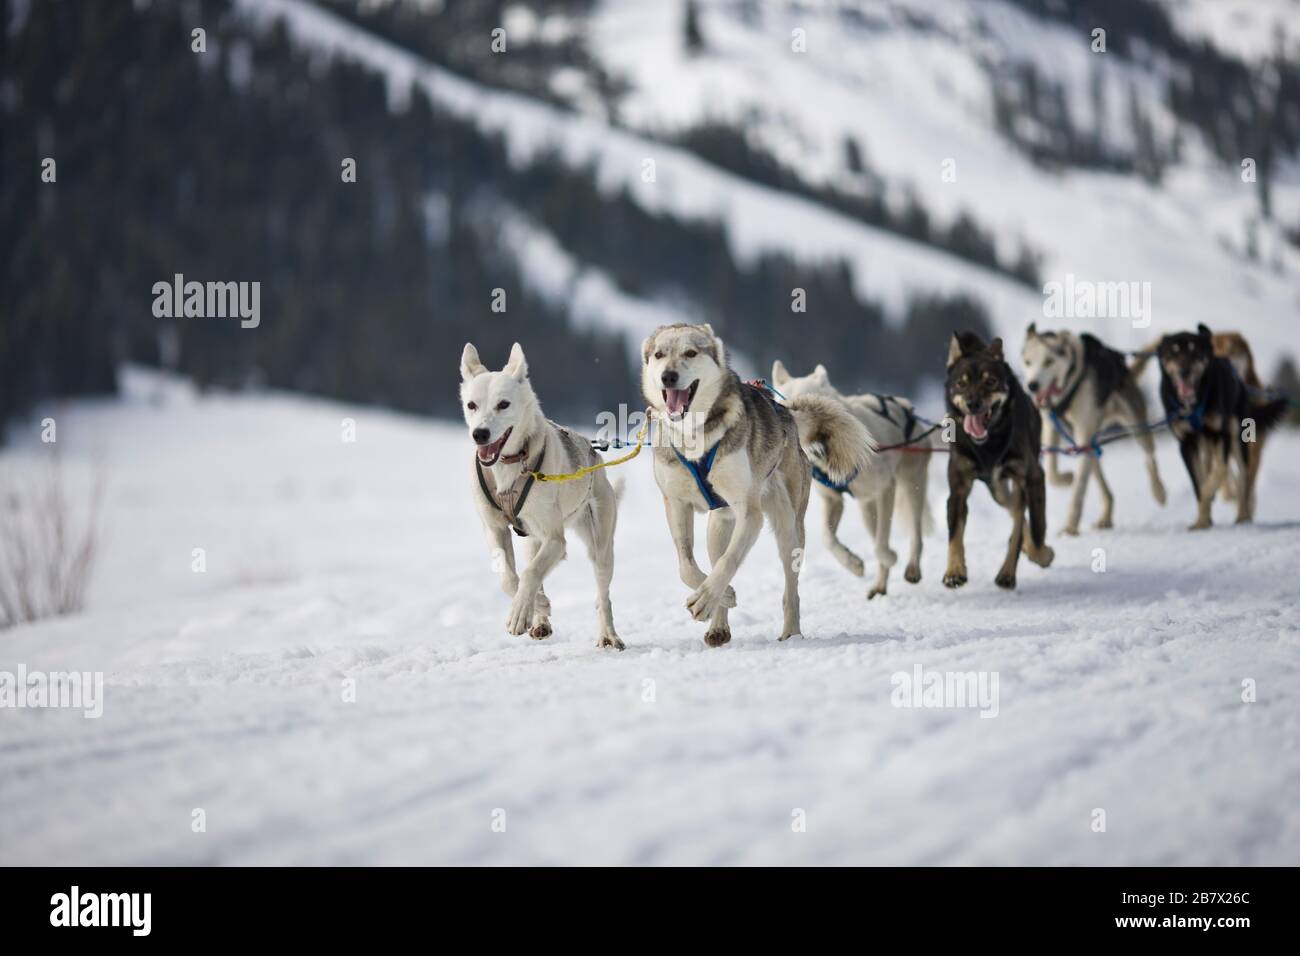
<box><xmin>665</xmin><ymin>388</ymin><xmax>691</xmax><ymax>416</ymax></box>
<box><xmin>1176</xmin><ymin>381</ymin><xmax>1196</xmax><ymax>401</ymax></box>
<box><xmin>477</xmin><ymin>435</ymin><xmax>504</xmax><ymax>462</ymax></box>
<box><xmin>964</xmin><ymin>413</ymin><xmax>988</xmax><ymax>439</ymax></box>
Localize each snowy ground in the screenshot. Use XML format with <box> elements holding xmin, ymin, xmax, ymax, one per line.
<box><xmin>2</xmin><ymin>369</ymin><xmax>1297</xmax><ymax>865</ymax></box>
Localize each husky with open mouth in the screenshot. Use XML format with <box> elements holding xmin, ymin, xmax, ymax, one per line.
<box><xmin>1147</xmin><ymin>324</ymin><xmax>1288</xmax><ymax>530</ymax></box>
<box><xmin>944</xmin><ymin>331</ymin><xmax>1055</xmax><ymax>590</ymax></box>
<box><xmin>770</xmin><ymin>360</ymin><xmax>933</xmax><ymax>598</ymax></box>
<box><xmin>1132</xmin><ymin>328</ymin><xmax>1269</xmax><ymax>507</ymax></box>
<box><xmin>1021</xmin><ymin>323</ymin><xmax>1166</xmax><ymax>535</ymax></box>
<box><xmin>641</xmin><ymin>323</ymin><xmax>872</xmax><ymax>646</ymax></box>
<box><xmin>461</xmin><ymin>342</ymin><xmax>624</xmax><ymax>649</ymax></box>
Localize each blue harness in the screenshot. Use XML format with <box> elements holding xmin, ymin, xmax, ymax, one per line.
<box><xmin>673</xmin><ymin>442</ymin><xmax>728</xmax><ymax>510</ymax></box>
<box><xmin>1048</xmin><ymin>409</ymin><xmax>1105</xmax><ymax>458</ymax></box>
<box><xmin>667</xmin><ymin>379</ymin><xmax>788</xmax><ymax>511</ymax></box>
<box><xmin>811</xmin><ymin>465</ymin><xmax>857</xmax><ymax>495</ymax></box>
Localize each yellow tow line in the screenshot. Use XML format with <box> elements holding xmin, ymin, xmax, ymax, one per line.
<box><xmin>529</xmin><ymin>409</ymin><xmax>653</xmax><ymax>483</ymax></box>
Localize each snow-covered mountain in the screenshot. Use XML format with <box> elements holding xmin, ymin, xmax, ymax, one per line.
<box><xmin>267</xmin><ymin>0</ymin><xmax>1300</xmax><ymax>371</ymax></box>
<box><xmin>581</xmin><ymin>0</ymin><xmax>1300</xmax><ymax>361</ymax></box>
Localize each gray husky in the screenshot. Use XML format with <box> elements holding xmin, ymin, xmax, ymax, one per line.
<box><xmin>771</xmin><ymin>361</ymin><xmax>933</xmax><ymax>598</ymax></box>
<box><xmin>1021</xmin><ymin>324</ymin><xmax>1166</xmax><ymax>535</ymax></box>
<box><xmin>461</xmin><ymin>342</ymin><xmax>624</xmax><ymax>649</ymax></box>
<box><xmin>641</xmin><ymin>324</ymin><xmax>872</xmax><ymax>646</ymax></box>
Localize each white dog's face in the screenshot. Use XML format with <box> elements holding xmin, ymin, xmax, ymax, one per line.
<box><xmin>1021</xmin><ymin>326</ymin><xmax>1071</xmax><ymax>409</ymax></box>
<box><xmin>460</xmin><ymin>342</ymin><xmax>537</xmax><ymax>465</ymax></box>
<box><xmin>640</xmin><ymin>324</ymin><xmax>726</xmax><ymax>422</ymax></box>
<box><xmin>770</xmin><ymin>360</ymin><xmax>832</xmax><ymax>402</ymax></box>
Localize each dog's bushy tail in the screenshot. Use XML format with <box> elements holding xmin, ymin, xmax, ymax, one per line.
<box><xmin>788</xmin><ymin>394</ymin><xmax>876</xmax><ymax>485</ymax></box>
<box><xmin>1249</xmin><ymin>395</ymin><xmax>1290</xmax><ymax>435</ymax></box>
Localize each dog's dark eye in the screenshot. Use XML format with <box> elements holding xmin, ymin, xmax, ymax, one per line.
<box><xmin>466</xmin><ymin>402</ymin><xmax>477</xmax><ymax>411</ymax></box>
<box><xmin>654</xmin><ymin>351</ymin><xmax>665</xmax><ymax>360</ymax></box>
<box><xmin>684</xmin><ymin>349</ymin><xmax>697</xmax><ymax>358</ymax></box>
<box><xmin>957</xmin><ymin>375</ymin><xmax>969</xmax><ymax>387</ymax></box>
<box><xmin>495</xmin><ymin>400</ymin><xmax>510</xmax><ymax>411</ymax></box>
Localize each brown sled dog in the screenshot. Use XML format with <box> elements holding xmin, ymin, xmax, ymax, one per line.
<box><xmin>944</xmin><ymin>332</ymin><xmax>1055</xmax><ymax>590</ymax></box>
<box><xmin>1133</xmin><ymin>330</ymin><xmax>1268</xmax><ymax>506</ymax></box>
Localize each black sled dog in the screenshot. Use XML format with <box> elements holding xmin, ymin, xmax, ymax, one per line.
<box><xmin>944</xmin><ymin>332</ymin><xmax>1055</xmax><ymax>590</ymax></box>
<box><xmin>1155</xmin><ymin>324</ymin><xmax>1288</xmax><ymax>530</ymax></box>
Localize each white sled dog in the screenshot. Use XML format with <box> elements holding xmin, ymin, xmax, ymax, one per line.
<box><xmin>1021</xmin><ymin>324</ymin><xmax>1166</xmax><ymax>535</ymax></box>
<box><xmin>641</xmin><ymin>323</ymin><xmax>872</xmax><ymax>646</ymax></box>
<box><xmin>461</xmin><ymin>342</ymin><xmax>624</xmax><ymax>649</ymax></box>
<box><xmin>771</xmin><ymin>361</ymin><xmax>933</xmax><ymax>598</ymax></box>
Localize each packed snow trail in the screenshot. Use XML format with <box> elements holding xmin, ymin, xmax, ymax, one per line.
<box><xmin>1</xmin><ymin>377</ymin><xmax>1297</xmax><ymax>864</ymax></box>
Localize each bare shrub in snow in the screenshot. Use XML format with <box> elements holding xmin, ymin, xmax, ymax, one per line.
<box><xmin>0</xmin><ymin>451</ymin><xmax>103</xmax><ymax>629</ymax></box>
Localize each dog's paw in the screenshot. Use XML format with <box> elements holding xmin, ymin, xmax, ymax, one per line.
<box><xmin>867</xmin><ymin>584</ymin><xmax>887</xmax><ymax>600</ymax></box>
<box><xmin>528</xmin><ymin>621</ymin><xmax>552</xmax><ymax>640</ymax></box>
<box><xmin>597</xmin><ymin>632</ymin><xmax>625</xmax><ymax>650</ymax></box>
<box><xmin>943</xmin><ymin>569</ymin><xmax>967</xmax><ymax>589</ymax></box>
<box><xmin>1152</xmin><ymin>482</ymin><xmax>1167</xmax><ymax>506</ymax></box>
<box><xmin>777</xmin><ymin>631</ymin><xmax>802</xmax><ymax>642</ymax></box>
<box><xmin>506</xmin><ymin>595</ymin><xmax>533</xmax><ymax>636</ymax></box>
<box><xmin>721</xmin><ymin>585</ymin><xmax>737</xmax><ymax>608</ymax></box>
<box><xmin>1028</xmin><ymin>545</ymin><xmax>1055</xmax><ymax>569</ymax></box>
<box><xmin>703</xmin><ymin>626</ymin><xmax>731</xmax><ymax>647</ymax></box>
<box><xmin>994</xmin><ymin>570</ymin><xmax>1017</xmax><ymax>590</ymax></box>
<box><xmin>686</xmin><ymin>580</ymin><xmax>727</xmax><ymax>621</ymax></box>
<box><xmin>845</xmin><ymin>553</ymin><xmax>866</xmax><ymax>577</ymax></box>
<box><xmin>904</xmin><ymin>563</ymin><xmax>922</xmax><ymax>584</ymax></box>
<box><xmin>1188</xmin><ymin>519</ymin><xmax>1212</xmax><ymax>532</ymax></box>
<box><xmin>1093</xmin><ymin>516</ymin><xmax>1114</xmax><ymax>530</ymax></box>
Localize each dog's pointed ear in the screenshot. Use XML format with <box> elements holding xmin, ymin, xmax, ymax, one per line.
<box><xmin>812</xmin><ymin>363</ymin><xmax>830</xmax><ymax>384</ymax></box>
<box><xmin>503</xmin><ymin>342</ymin><xmax>528</xmax><ymax>381</ymax></box>
<box><xmin>460</xmin><ymin>343</ymin><xmax>487</xmax><ymax>381</ymax></box>
<box><xmin>949</xmin><ymin>330</ymin><xmax>989</xmax><ymax>367</ymax></box>
<box><xmin>987</xmin><ymin>337</ymin><xmax>1004</xmax><ymax>361</ymax></box>
<box><xmin>706</xmin><ymin>327</ymin><xmax>728</xmax><ymax>366</ymax></box>
<box><xmin>947</xmin><ymin>332</ymin><xmax>967</xmax><ymax>368</ymax></box>
<box><xmin>771</xmin><ymin>359</ymin><xmax>789</xmax><ymax>387</ymax></box>
<box><xmin>1197</xmin><ymin>323</ymin><xmax>1213</xmax><ymax>340</ymax></box>
<box><xmin>1026</xmin><ymin>321</ymin><xmax>1038</xmax><ymax>339</ymax></box>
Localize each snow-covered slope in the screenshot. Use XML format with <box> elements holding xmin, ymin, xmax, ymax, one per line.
<box><xmin>234</xmin><ymin>0</ymin><xmax>1042</xmax><ymax>332</ymax></box>
<box><xmin>1158</xmin><ymin>0</ymin><xmax>1300</xmax><ymax>62</ymax></box>
<box><xmin>2</xmin><ymin>377</ymin><xmax>1297</xmax><ymax>864</ymax></box>
<box><xmin>226</xmin><ymin>0</ymin><xmax>1298</xmax><ymax>370</ymax></box>
<box><xmin>588</xmin><ymin>0</ymin><xmax>1300</xmax><ymax>364</ymax></box>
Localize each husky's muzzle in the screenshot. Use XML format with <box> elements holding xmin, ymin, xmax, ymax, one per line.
<box><xmin>475</xmin><ymin>426</ymin><xmax>513</xmax><ymax>465</ymax></box>
<box><xmin>662</xmin><ymin>380</ymin><xmax>699</xmax><ymax>421</ymax></box>
<box><xmin>961</xmin><ymin>401</ymin><xmax>1002</xmax><ymax>444</ymax></box>
<box><xmin>1032</xmin><ymin>381</ymin><xmax>1062</xmax><ymax>409</ymax></box>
